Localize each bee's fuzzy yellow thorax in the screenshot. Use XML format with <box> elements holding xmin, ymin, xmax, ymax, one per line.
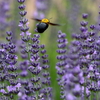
<box><xmin>41</xmin><ymin>18</ymin><xmax>49</xmax><ymax>23</ymax></box>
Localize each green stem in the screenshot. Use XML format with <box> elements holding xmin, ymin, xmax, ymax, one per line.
<box><xmin>90</xmin><ymin>91</ymin><xmax>94</xmax><ymax>100</ymax></box>
<box><xmin>84</xmin><ymin>76</ymin><xmax>87</xmax><ymax>100</ymax></box>
<box><xmin>95</xmin><ymin>92</ymin><xmax>99</xmax><ymax>100</ymax></box>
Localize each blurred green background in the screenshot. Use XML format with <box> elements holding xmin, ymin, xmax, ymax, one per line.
<box><xmin>0</xmin><ymin>0</ymin><xmax>100</xmax><ymax>100</ymax></box>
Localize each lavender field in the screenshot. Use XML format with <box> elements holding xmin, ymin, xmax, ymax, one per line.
<box><xmin>0</xmin><ymin>0</ymin><xmax>100</xmax><ymax>100</ymax></box>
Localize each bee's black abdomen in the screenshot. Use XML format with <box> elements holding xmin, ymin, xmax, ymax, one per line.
<box><xmin>37</xmin><ymin>22</ymin><xmax>49</xmax><ymax>33</ymax></box>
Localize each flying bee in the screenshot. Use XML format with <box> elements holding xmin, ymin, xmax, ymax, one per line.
<box><xmin>32</xmin><ymin>18</ymin><xmax>60</xmax><ymax>33</ymax></box>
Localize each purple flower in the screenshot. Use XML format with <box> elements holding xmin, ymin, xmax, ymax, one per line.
<box><xmin>0</xmin><ymin>32</ymin><xmax>18</xmax><ymax>99</ymax></box>
<box><xmin>82</xmin><ymin>13</ymin><xmax>88</xmax><ymax>19</ymax></box>
<box><xmin>65</xmin><ymin>93</ymin><xmax>76</xmax><ymax>100</ymax></box>
<box><xmin>7</xmin><ymin>83</ymin><xmax>21</xmax><ymax>92</ymax></box>
<box><xmin>56</xmin><ymin>30</ymin><xmax>69</xmax><ymax>99</ymax></box>
<box><xmin>36</xmin><ymin>0</ymin><xmax>48</xmax><ymax>10</ymax></box>
<box><xmin>0</xmin><ymin>0</ymin><xmax>10</xmax><ymax>37</ymax></box>
<box><xmin>18</xmin><ymin>1</ymin><xmax>52</xmax><ymax>99</ymax></box>
<box><xmin>17</xmin><ymin>0</ymin><xmax>25</xmax><ymax>4</ymax></box>
<box><xmin>39</xmin><ymin>44</ymin><xmax>52</xmax><ymax>99</ymax></box>
<box><xmin>33</xmin><ymin>0</ymin><xmax>49</xmax><ymax>19</ymax></box>
<box><xmin>56</xmin><ymin>13</ymin><xmax>100</xmax><ymax>100</ymax></box>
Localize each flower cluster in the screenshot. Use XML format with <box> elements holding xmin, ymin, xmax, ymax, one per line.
<box><xmin>56</xmin><ymin>13</ymin><xmax>100</xmax><ymax>100</ymax></box>
<box><xmin>0</xmin><ymin>31</ymin><xmax>18</xmax><ymax>100</ymax></box>
<box><xmin>0</xmin><ymin>0</ymin><xmax>11</xmax><ymax>37</ymax></box>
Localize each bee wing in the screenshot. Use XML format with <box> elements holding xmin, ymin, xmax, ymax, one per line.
<box><xmin>31</xmin><ymin>18</ymin><xmax>41</xmax><ymax>22</ymax></box>
<box><xmin>49</xmin><ymin>22</ymin><xmax>60</xmax><ymax>26</ymax></box>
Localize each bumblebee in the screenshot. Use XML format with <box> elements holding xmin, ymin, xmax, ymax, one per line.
<box><xmin>32</xmin><ymin>18</ymin><xmax>60</xmax><ymax>33</ymax></box>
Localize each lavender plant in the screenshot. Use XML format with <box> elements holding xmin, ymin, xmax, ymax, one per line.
<box><xmin>67</xmin><ymin>0</ymin><xmax>81</xmax><ymax>33</ymax></box>
<box><xmin>0</xmin><ymin>0</ymin><xmax>11</xmax><ymax>38</ymax></box>
<box><xmin>56</xmin><ymin>13</ymin><xmax>100</xmax><ymax>100</ymax></box>
<box><xmin>0</xmin><ymin>31</ymin><xmax>18</xmax><ymax>100</ymax></box>
<box><xmin>18</xmin><ymin>0</ymin><xmax>52</xmax><ymax>100</ymax></box>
